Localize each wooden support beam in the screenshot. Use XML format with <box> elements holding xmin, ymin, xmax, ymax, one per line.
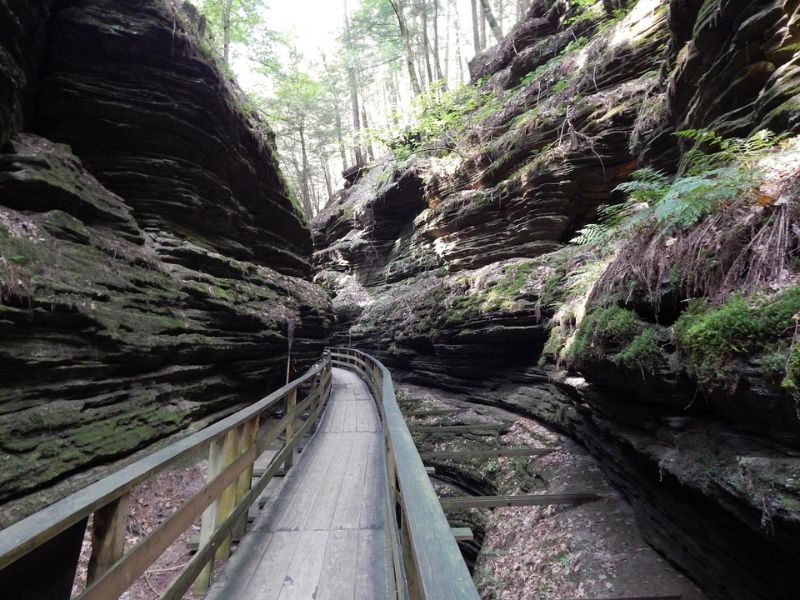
<box><xmin>425</xmin><ymin>466</ymin><xmax>436</xmax><ymax>475</ymax></box>
<box><xmin>553</xmin><ymin>597</ymin><xmax>681</xmax><ymax>600</ymax></box>
<box><xmin>403</xmin><ymin>409</ymin><xmax>457</xmax><ymax>417</ymax></box>
<box><xmin>284</xmin><ymin>388</ymin><xmax>298</xmax><ymax>470</ymax></box>
<box><xmin>87</xmin><ymin>493</ymin><xmax>130</xmax><ymax>586</ymax></box>
<box><xmin>420</xmin><ymin>447</ymin><xmax>555</xmax><ymax>460</ymax></box>
<box><xmin>450</xmin><ymin>527</ymin><xmax>474</xmax><ymax>542</ymax></box>
<box><xmin>407</xmin><ymin>424</ymin><xmax>505</xmax><ymax>433</ymax></box>
<box><xmin>439</xmin><ymin>493</ymin><xmax>601</xmax><ymax>509</ymax></box>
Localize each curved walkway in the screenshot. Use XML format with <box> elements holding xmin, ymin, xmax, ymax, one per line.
<box><xmin>208</xmin><ymin>368</ymin><xmax>392</xmax><ymax>600</ymax></box>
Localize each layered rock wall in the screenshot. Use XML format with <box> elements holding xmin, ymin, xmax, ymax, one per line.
<box><xmin>313</xmin><ymin>1</ymin><xmax>800</xmax><ymax>598</ymax></box>
<box><xmin>0</xmin><ymin>0</ymin><xmax>331</xmax><ymax>518</ymax></box>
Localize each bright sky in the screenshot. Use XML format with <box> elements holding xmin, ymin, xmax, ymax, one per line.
<box><xmin>233</xmin><ymin>0</ymin><xmax>347</xmax><ymax>91</ymax></box>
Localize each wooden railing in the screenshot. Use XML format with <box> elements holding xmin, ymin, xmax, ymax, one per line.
<box><xmin>0</xmin><ymin>354</ymin><xmax>332</xmax><ymax>600</ymax></box>
<box><xmin>330</xmin><ymin>347</ymin><xmax>480</xmax><ymax>600</ymax></box>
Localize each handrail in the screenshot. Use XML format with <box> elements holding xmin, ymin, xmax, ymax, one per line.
<box><xmin>330</xmin><ymin>347</ymin><xmax>480</xmax><ymax>600</ymax></box>
<box><xmin>0</xmin><ymin>353</ymin><xmax>333</xmax><ymax>599</ymax></box>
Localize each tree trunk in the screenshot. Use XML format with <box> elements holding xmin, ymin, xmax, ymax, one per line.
<box><xmin>321</xmin><ymin>156</ymin><xmax>333</xmax><ymax>201</ymax></box>
<box><xmin>348</xmin><ymin>65</ymin><xmax>365</xmax><ymax>168</ymax></box>
<box><xmin>471</xmin><ymin>0</ymin><xmax>480</xmax><ymax>54</ymax></box>
<box><xmin>361</xmin><ymin>106</ymin><xmax>375</xmax><ymax>162</ymax></box>
<box><xmin>222</xmin><ymin>0</ymin><xmax>234</xmax><ymax>63</ymax></box>
<box><xmin>298</xmin><ymin>122</ymin><xmax>313</xmax><ymax>218</ymax></box>
<box><xmin>479</xmin><ymin>0</ymin><xmax>503</xmax><ymax>43</ymax></box>
<box><xmin>432</xmin><ymin>0</ymin><xmax>445</xmax><ymax>86</ymax></box>
<box><xmin>443</xmin><ymin>0</ymin><xmax>451</xmax><ymax>83</ymax></box>
<box><xmin>421</xmin><ymin>2</ymin><xmax>434</xmax><ymax>88</ymax></box>
<box><xmin>388</xmin><ymin>0</ymin><xmax>422</xmax><ymax>96</ymax></box>
<box><xmin>454</xmin><ymin>0</ymin><xmax>465</xmax><ymax>81</ymax></box>
<box><xmin>344</xmin><ymin>1</ymin><xmax>365</xmax><ymax>167</ymax></box>
<box><xmin>479</xmin><ymin>1</ymin><xmax>486</xmax><ymax>50</ymax></box>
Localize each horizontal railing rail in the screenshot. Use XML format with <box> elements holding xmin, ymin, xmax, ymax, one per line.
<box><xmin>330</xmin><ymin>347</ymin><xmax>479</xmax><ymax>600</ymax></box>
<box><xmin>0</xmin><ymin>353</ymin><xmax>333</xmax><ymax>599</ymax></box>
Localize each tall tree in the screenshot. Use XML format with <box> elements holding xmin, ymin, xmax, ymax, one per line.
<box><xmin>195</xmin><ymin>0</ymin><xmax>261</xmax><ymax>63</ymax></box>
<box><xmin>471</xmin><ymin>0</ymin><xmax>480</xmax><ymax>54</ymax></box>
<box><xmin>388</xmin><ymin>0</ymin><xmax>422</xmax><ymax>95</ymax></box>
<box><xmin>479</xmin><ymin>0</ymin><xmax>503</xmax><ymax>44</ymax></box>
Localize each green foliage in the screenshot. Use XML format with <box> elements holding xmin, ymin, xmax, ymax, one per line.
<box><xmin>567</xmin><ymin>305</ymin><xmax>643</xmax><ymax>362</ymax></box>
<box><xmin>673</xmin><ymin>287</ymin><xmax>800</xmax><ymax>385</ymax></box>
<box><xmin>387</xmin><ymin>82</ymin><xmax>494</xmax><ymax>159</ymax></box>
<box><xmin>573</xmin><ymin>129</ymin><xmax>782</xmax><ymax>245</ymax></box>
<box><xmin>617</xmin><ymin>328</ymin><xmax>660</xmax><ymax>369</ymax></box>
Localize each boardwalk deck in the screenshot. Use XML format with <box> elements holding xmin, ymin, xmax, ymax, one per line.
<box><xmin>208</xmin><ymin>368</ymin><xmax>392</xmax><ymax>600</ymax></box>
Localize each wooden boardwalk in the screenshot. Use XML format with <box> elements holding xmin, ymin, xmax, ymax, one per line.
<box><xmin>208</xmin><ymin>368</ymin><xmax>393</xmax><ymax>600</ymax></box>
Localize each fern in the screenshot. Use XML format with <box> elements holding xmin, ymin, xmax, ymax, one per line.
<box><xmin>573</xmin><ymin>129</ymin><xmax>781</xmax><ymax>246</ymax></box>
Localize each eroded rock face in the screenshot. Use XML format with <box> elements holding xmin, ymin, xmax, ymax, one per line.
<box><xmin>0</xmin><ymin>1</ymin><xmax>331</xmax><ymax>517</ymax></box>
<box><xmin>313</xmin><ymin>1</ymin><xmax>800</xmax><ymax>598</ymax></box>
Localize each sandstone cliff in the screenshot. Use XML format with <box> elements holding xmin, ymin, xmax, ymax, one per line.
<box><xmin>313</xmin><ymin>1</ymin><xmax>800</xmax><ymax>598</ymax></box>
<box><xmin>0</xmin><ymin>0</ymin><xmax>331</xmax><ymax>520</ymax></box>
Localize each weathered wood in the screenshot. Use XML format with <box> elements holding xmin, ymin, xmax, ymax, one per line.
<box><xmin>163</xmin><ymin>386</ymin><xmax>328</xmax><ymax>600</ymax></box>
<box><xmin>425</xmin><ymin>466</ymin><xmax>436</xmax><ymax>475</ymax></box>
<box><xmin>419</xmin><ymin>447</ymin><xmax>555</xmax><ymax>460</ymax></box>
<box><xmin>403</xmin><ymin>409</ymin><xmax>458</xmax><ymax>417</ymax></box>
<box><xmin>0</xmin><ymin>358</ymin><xmax>328</xmax><ymax>573</ymax></box>
<box><xmin>439</xmin><ymin>493</ymin><xmax>601</xmax><ymax>509</ymax></box>
<box><xmin>214</xmin><ymin>427</ymin><xmax>242</xmax><ymax>561</ymax></box>
<box><xmin>450</xmin><ymin>527</ymin><xmax>474</xmax><ymax>542</ymax></box>
<box><xmin>0</xmin><ymin>517</ymin><xmax>87</xmax><ymax>600</ymax></box>
<box><xmin>234</xmin><ymin>416</ymin><xmax>259</xmax><ymax>539</ymax></box>
<box><xmin>78</xmin><ymin>442</ymin><xmax>257</xmax><ymax>600</ymax></box>
<box><xmin>333</xmin><ymin>349</ymin><xmax>480</xmax><ymax>599</ymax></box>
<box><xmin>86</xmin><ymin>493</ymin><xmax>130</xmax><ymax>585</ymax></box>
<box><xmin>407</xmin><ymin>423</ymin><xmax>506</xmax><ymax>433</ymax></box>
<box><xmin>284</xmin><ymin>388</ymin><xmax>298</xmax><ymax>470</ymax></box>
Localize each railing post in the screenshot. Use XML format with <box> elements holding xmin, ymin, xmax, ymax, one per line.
<box><xmin>234</xmin><ymin>416</ymin><xmax>259</xmax><ymax>539</ymax></box>
<box><xmin>87</xmin><ymin>493</ymin><xmax>130</xmax><ymax>586</ymax></box>
<box><xmin>194</xmin><ymin>434</ymin><xmax>225</xmax><ymax>592</ymax></box>
<box><xmin>284</xmin><ymin>388</ymin><xmax>298</xmax><ymax>470</ymax></box>
<box><xmin>194</xmin><ymin>427</ymin><xmax>239</xmax><ymax>592</ymax></box>
<box><xmin>215</xmin><ymin>427</ymin><xmax>241</xmax><ymax>561</ymax></box>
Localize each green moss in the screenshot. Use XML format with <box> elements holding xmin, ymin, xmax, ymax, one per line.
<box><xmin>783</xmin><ymin>342</ymin><xmax>800</xmax><ymax>391</ymax></box>
<box><xmin>568</xmin><ymin>305</ymin><xmax>643</xmax><ymax>362</ymax></box>
<box><xmin>675</xmin><ymin>287</ymin><xmax>800</xmax><ymax>363</ymax></box>
<box><xmin>674</xmin><ymin>286</ymin><xmax>800</xmax><ymax>386</ymax></box>
<box><xmin>616</xmin><ymin>328</ymin><xmax>660</xmax><ymax>369</ymax></box>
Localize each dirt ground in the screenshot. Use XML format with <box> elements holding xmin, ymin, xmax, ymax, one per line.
<box><xmin>70</xmin><ymin>461</ymin><xmax>229</xmax><ymax>600</ymax></box>
<box><xmin>398</xmin><ymin>381</ymin><xmax>708</xmax><ymax>600</ymax></box>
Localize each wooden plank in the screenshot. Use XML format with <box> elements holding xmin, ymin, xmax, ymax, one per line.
<box><xmin>304</xmin><ymin>433</ymin><xmax>355</xmax><ymax>530</ymax></box>
<box><xmin>241</xmin><ymin>532</ymin><xmax>300</xmax><ymax>600</ymax></box>
<box><xmin>439</xmin><ymin>493</ymin><xmax>601</xmax><ymax>509</ymax></box>
<box><xmin>331</xmin><ymin>432</ymin><xmax>370</xmax><ymax>530</ymax></box>
<box><xmin>450</xmin><ymin>527</ymin><xmax>474</xmax><ymax>542</ymax></box>
<box><xmin>86</xmin><ymin>493</ymin><xmax>130</xmax><ymax>585</ymax></box>
<box><xmin>215</xmin><ymin>427</ymin><xmax>242</xmax><ymax>561</ymax></box>
<box><xmin>335</xmin><ymin>349</ymin><xmax>479</xmax><ymax>599</ymax></box>
<box><xmin>277</xmin><ymin>530</ymin><xmax>330</xmax><ymax>600</ymax></box>
<box><xmin>355</xmin><ymin>528</ymin><xmax>390</xmax><ymax>599</ymax></box>
<box><xmin>358</xmin><ymin>434</ymin><xmax>385</xmax><ymax>530</ymax></box>
<box><xmin>419</xmin><ymin>447</ymin><xmax>555</xmax><ymax>460</ymax></box>
<box><xmin>407</xmin><ymin>424</ymin><xmax>506</xmax><ymax>433</ymax></box>
<box><xmin>162</xmin><ymin>396</ymin><xmax>325</xmax><ymax>600</ymax></box>
<box><xmin>403</xmin><ymin>409</ymin><xmax>457</xmax><ymax>417</ymax></box>
<box><xmin>0</xmin><ymin>357</ymin><xmax>328</xmax><ymax>573</ymax></box>
<box><xmin>316</xmin><ymin>530</ymin><xmax>359</xmax><ymax>600</ymax></box>
<box><xmin>79</xmin><ymin>441</ymin><xmax>257</xmax><ymax>600</ymax></box>
<box><xmin>284</xmin><ymin>388</ymin><xmax>298</xmax><ymax>470</ymax></box>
